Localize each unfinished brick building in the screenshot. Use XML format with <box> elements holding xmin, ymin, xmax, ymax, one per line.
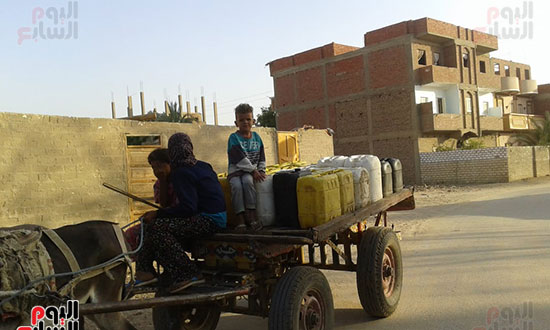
<box><xmin>268</xmin><ymin>18</ymin><xmax>543</xmax><ymax>184</ymax></box>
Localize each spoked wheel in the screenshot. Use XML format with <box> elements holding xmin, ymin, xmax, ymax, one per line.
<box><xmin>152</xmin><ymin>292</ymin><xmax>221</xmax><ymax>330</ymax></box>
<box><xmin>356</xmin><ymin>226</ymin><xmax>403</xmax><ymax>318</ymax></box>
<box><xmin>269</xmin><ymin>266</ymin><xmax>334</xmax><ymax>330</ymax></box>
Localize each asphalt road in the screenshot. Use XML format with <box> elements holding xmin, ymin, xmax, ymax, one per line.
<box><xmin>216</xmin><ymin>179</ymin><xmax>550</xmax><ymax>329</ymax></box>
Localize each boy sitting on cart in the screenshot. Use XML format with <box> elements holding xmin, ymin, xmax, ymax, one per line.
<box><xmin>227</xmin><ymin>103</ymin><xmax>266</xmax><ymax>231</ymax></box>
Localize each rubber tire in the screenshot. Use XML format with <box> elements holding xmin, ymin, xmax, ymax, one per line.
<box><xmin>152</xmin><ymin>292</ymin><xmax>221</xmax><ymax>330</ymax></box>
<box><xmin>269</xmin><ymin>266</ymin><xmax>334</xmax><ymax>330</ymax></box>
<box><xmin>356</xmin><ymin>226</ymin><xmax>403</xmax><ymax>318</ymax></box>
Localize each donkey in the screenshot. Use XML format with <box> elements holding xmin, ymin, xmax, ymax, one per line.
<box><xmin>0</xmin><ymin>220</ymin><xmax>137</xmax><ymax>330</ymax></box>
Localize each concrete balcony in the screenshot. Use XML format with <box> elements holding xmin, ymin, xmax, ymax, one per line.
<box><xmin>473</xmin><ymin>30</ymin><xmax>499</xmax><ymax>54</ymax></box>
<box><xmin>519</xmin><ymin>79</ymin><xmax>538</xmax><ymax>95</ymax></box>
<box><xmin>480</xmin><ymin>115</ymin><xmax>504</xmax><ymax>132</ymax></box>
<box><xmin>504</xmin><ymin>113</ymin><xmax>545</xmax><ymax>131</ymax></box>
<box><xmin>415</xmin><ymin>65</ymin><xmax>460</xmax><ymax>86</ymax></box>
<box><xmin>410</xmin><ymin>18</ymin><xmax>498</xmax><ymax>54</ymax></box>
<box><xmin>419</xmin><ymin>103</ymin><xmax>462</xmax><ymax>132</ymax></box>
<box><xmin>478</xmin><ymin>73</ymin><xmax>501</xmax><ymax>91</ymax></box>
<box><xmin>499</xmin><ymin>77</ymin><xmax>520</xmax><ymax>95</ymax></box>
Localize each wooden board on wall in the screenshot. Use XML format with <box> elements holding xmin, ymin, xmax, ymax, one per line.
<box><xmin>125</xmin><ymin>134</ymin><xmax>162</xmax><ymax>222</ymax></box>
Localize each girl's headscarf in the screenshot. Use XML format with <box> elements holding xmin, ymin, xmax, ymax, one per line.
<box><xmin>168</xmin><ymin>133</ymin><xmax>197</xmax><ymax>168</ymax></box>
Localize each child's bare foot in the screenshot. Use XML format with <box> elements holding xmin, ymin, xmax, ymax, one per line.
<box><xmin>245</xmin><ymin>209</ymin><xmax>262</xmax><ymax>230</ymax></box>
<box><xmin>234</xmin><ymin>212</ymin><xmax>247</xmax><ymax>231</ymax></box>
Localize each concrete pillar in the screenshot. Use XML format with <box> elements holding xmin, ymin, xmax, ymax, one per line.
<box><xmin>165</xmin><ymin>101</ymin><xmax>170</xmax><ymax>115</ymax></box>
<box><xmin>186</xmin><ymin>101</ymin><xmax>191</xmax><ymax>114</ymax></box>
<box><xmin>111</xmin><ymin>101</ymin><xmax>116</xmax><ymax>119</ymax></box>
<box><xmin>201</xmin><ymin>96</ymin><xmax>206</xmax><ymax>124</ymax></box>
<box><xmin>127</xmin><ymin>96</ymin><xmax>133</xmax><ymax>117</ymax></box>
<box><xmin>140</xmin><ymin>91</ymin><xmax>145</xmax><ymax>115</ymax></box>
<box><xmin>213</xmin><ymin>101</ymin><xmax>219</xmax><ymax>126</ymax></box>
<box><xmin>178</xmin><ymin>94</ymin><xmax>184</xmax><ymax>113</ymax></box>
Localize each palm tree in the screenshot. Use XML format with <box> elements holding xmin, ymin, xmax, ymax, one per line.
<box><xmin>511</xmin><ymin>111</ymin><xmax>550</xmax><ymax>146</ymax></box>
<box><xmin>155</xmin><ymin>102</ymin><xmax>199</xmax><ymax>123</ymax></box>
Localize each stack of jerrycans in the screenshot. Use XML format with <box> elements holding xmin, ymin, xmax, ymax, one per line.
<box><xmin>343</xmin><ymin>167</ymin><xmax>370</xmax><ymax>210</ymax></box>
<box><xmin>273</xmin><ymin>168</ymin><xmax>312</xmax><ymax>228</ymax></box>
<box><xmin>255</xmin><ymin>175</ymin><xmax>276</xmax><ymax>226</ymax></box>
<box><xmin>296</xmin><ymin>171</ymin><xmax>342</xmax><ymax>229</ymax></box>
<box><xmin>317</xmin><ymin>169</ymin><xmax>355</xmax><ymax>214</ymax></box>
<box><xmin>218</xmin><ymin>177</ymin><xmax>238</xmax><ymax>228</ymax></box>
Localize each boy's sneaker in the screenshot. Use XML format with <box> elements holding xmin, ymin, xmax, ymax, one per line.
<box><xmin>169</xmin><ymin>275</ymin><xmax>205</xmax><ymax>294</ymax></box>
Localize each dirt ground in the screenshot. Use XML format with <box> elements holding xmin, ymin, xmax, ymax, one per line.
<box><xmin>87</xmin><ymin>176</ymin><xmax>550</xmax><ymax>329</ymax></box>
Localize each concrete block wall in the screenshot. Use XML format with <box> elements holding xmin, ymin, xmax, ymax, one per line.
<box><xmin>507</xmin><ymin>147</ymin><xmax>535</xmax><ymax>181</ymax></box>
<box><xmin>420</xmin><ymin>146</ymin><xmax>550</xmax><ymax>184</ymax></box>
<box><xmin>533</xmin><ymin>146</ymin><xmax>550</xmax><ymax>177</ymax></box>
<box><xmin>420</xmin><ymin>147</ymin><xmax>509</xmax><ymax>184</ymax></box>
<box><xmin>0</xmin><ymin>112</ymin><xmax>333</xmax><ymax>228</ymax></box>
<box><xmin>297</xmin><ymin>129</ymin><xmax>334</xmax><ymax>165</ymax></box>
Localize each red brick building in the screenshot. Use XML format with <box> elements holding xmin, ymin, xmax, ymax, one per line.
<box><xmin>268</xmin><ymin>18</ymin><xmax>544</xmax><ymax>184</ymax></box>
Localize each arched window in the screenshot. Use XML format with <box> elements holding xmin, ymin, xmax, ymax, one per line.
<box><xmin>462</xmin><ymin>49</ymin><xmax>470</xmax><ymax>68</ymax></box>
<box><xmin>465</xmin><ymin>93</ymin><xmax>474</xmax><ymax>113</ymax></box>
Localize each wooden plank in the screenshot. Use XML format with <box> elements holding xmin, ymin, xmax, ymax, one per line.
<box><xmin>312</xmin><ymin>188</ymin><xmax>413</xmax><ymax>243</ymax></box>
<box><xmin>330</xmin><ymin>239</ymin><xmax>340</xmax><ymax>266</ymax></box>
<box><xmin>262</xmin><ymin>229</ymin><xmax>314</xmax><ymax>238</ymax></box>
<box><xmin>307</xmin><ymin>263</ymin><xmax>356</xmax><ymax>272</ymax></box>
<box><xmin>206</xmin><ymin>233</ymin><xmax>313</xmax><ymax>245</ymax></box>
<box><xmin>80</xmin><ymin>287</ymin><xmax>249</xmax><ymax>315</ymax></box>
<box><xmin>344</xmin><ymin>238</ymin><xmax>353</xmax><ymax>267</ymax></box>
<box><xmin>320</xmin><ymin>243</ymin><xmax>327</xmax><ymax>265</ymax></box>
<box><xmin>308</xmin><ymin>245</ymin><xmax>315</xmax><ymax>265</ymax></box>
<box><xmin>129</xmin><ymin>167</ymin><xmax>155</xmax><ymax>181</ymax></box>
<box><xmin>387</xmin><ymin>193</ymin><xmax>416</xmax><ymax>211</ymax></box>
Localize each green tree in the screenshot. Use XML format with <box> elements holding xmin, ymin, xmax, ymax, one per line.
<box><xmin>256</xmin><ymin>106</ymin><xmax>276</xmax><ymax>127</ymax></box>
<box><xmin>511</xmin><ymin>111</ymin><xmax>550</xmax><ymax>146</ymax></box>
<box><xmin>155</xmin><ymin>102</ymin><xmax>199</xmax><ymax>123</ymax></box>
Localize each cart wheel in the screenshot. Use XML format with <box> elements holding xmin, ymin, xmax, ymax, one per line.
<box><xmin>152</xmin><ymin>293</ymin><xmax>221</xmax><ymax>330</ymax></box>
<box><xmin>269</xmin><ymin>266</ymin><xmax>334</xmax><ymax>330</ymax></box>
<box><xmin>356</xmin><ymin>226</ymin><xmax>402</xmax><ymax>318</ymax></box>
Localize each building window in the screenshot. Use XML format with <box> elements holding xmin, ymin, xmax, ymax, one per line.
<box><xmin>525</xmin><ymin>69</ymin><xmax>531</xmax><ymax>79</ymax></box>
<box><xmin>494</xmin><ymin>63</ymin><xmax>500</xmax><ymax>75</ymax></box>
<box><xmin>465</xmin><ymin>94</ymin><xmax>473</xmax><ymax>113</ymax></box>
<box><xmin>417</xmin><ymin>50</ymin><xmax>426</xmax><ymax>65</ymax></box>
<box><xmin>433</xmin><ymin>52</ymin><xmax>441</xmax><ymax>66</ymax></box>
<box><xmin>516</xmin><ymin>68</ymin><xmax>521</xmax><ymax>79</ymax></box>
<box><xmin>483</xmin><ymin>101</ymin><xmax>489</xmax><ymax>114</ymax></box>
<box><xmin>527</xmin><ymin>101</ymin><xmax>533</xmax><ymax>114</ymax></box>
<box><xmin>480</xmin><ymin>61</ymin><xmax>486</xmax><ymax>73</ymax></box>
<box><xmin>462</xmin><ymin>52</ymin><xmax>470</xmax><ymax>68</ymax></box>
<box><xmin>437</xmin><ymin>98</ymin><xmax>445</xmax><ymax>114</ymax></box>
<box><xmin>126</xmin><ymin>135</ymin><xmax>161</xmax><ymax>146</ymax></box>
<box><xmin>420</xmin><ymin>96</ymin><xmax>428</xmax><ymax>103</ymax></box>
<box><xmin>504</xmin><ymin>65</ymin><xmax>510</xmax><ymax>77</ymax></box>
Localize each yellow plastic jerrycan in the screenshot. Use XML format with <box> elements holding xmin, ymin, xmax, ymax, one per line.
<box><xmin>324</xmin><ymin>169</ymin><xmax>355</xmax><ymax>214</ymax></box>
<box><xmin>218</xmin><ymin>177</ymin><xmax>238</xmax><ymax>228</ymax></box>
<box><xmin>297</xmin><ymin>172</ymin><xmax>341</xmax><ymax>228</ymax></box>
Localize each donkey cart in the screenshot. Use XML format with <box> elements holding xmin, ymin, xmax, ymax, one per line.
<box><xmin>78</xmin><ymin>187</ymin><xmax>415</xmax><ymax>330</ymax></box>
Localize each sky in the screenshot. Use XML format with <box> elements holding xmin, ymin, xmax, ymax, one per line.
<box><xmin>0</xmin><ymin>0</ymin><xmax>548</xmax><ymax>126</ymax></box>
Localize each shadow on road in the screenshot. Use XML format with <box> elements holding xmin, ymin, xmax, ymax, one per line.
<box><xmin>334</xmin><ymin>308</ymin><xmax>377</xmax><ymax>326</ymax></box>
<box><xmin>401</xmin><ymin>191</ymin><xmax>550</xmax><ymax>221</ymax></box>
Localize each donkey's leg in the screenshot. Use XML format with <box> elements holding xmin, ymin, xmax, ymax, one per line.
<box><xmin>83</xmin><ymin>266</ymin><xmax>137</xmax><ymax>330</ymax></box>
<box><xmin>87</xmin><ymin>311</ymin><xmax>137</xmax><ymax>330</ymax></box>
